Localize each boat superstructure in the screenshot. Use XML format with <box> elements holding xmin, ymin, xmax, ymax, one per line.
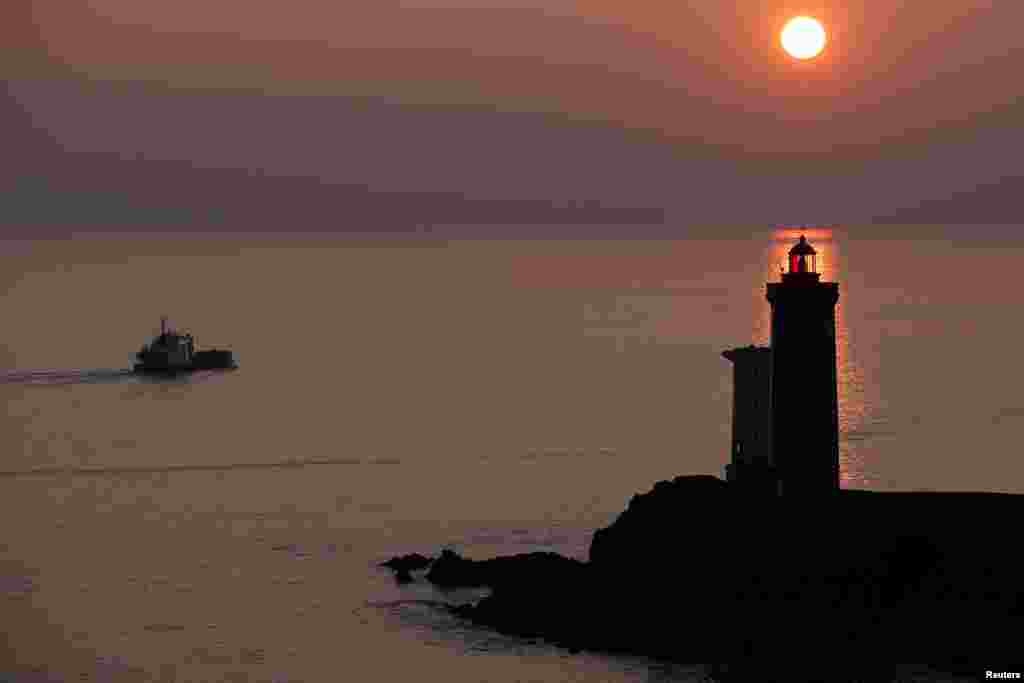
<box><xmin>133</xmin><ymin>316</ymin><xmax>236</xmax><ymax>374</ymax></box>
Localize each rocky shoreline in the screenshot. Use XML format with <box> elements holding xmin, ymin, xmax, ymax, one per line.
<box><xmin>383</xmin><ymin>475</ymin><xmax>1024</xmax><ymax>681</ymax></box>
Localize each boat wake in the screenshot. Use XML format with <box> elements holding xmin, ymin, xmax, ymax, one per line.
<box><xmin>0</xmin><ymin>368</ymin><xmax>237</xmax><ymax>387</ymax></box>
<box><xmin>0</xmin><ymin>368</ymin><xmax>136</xmax><ymax>386</ymax></box>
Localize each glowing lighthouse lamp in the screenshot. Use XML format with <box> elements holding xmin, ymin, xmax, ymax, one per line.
<box><xmin>787</xmin><ymin>235</ymin><xmax>818</xmax><ymax>278</ymax></box>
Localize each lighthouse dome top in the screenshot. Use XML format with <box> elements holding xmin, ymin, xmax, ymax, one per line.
<box><xmin>789</xmin><ymin>235</ymin><xmax>817</xmax><ymax>256</ymax></box>
<box><xmin>783</xmin><ymin>235</ymin><xmax>819</xmax><ymax>280</ymax></box>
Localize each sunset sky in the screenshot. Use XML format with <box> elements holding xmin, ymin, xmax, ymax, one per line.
<box><xmin>3</xmin><ymin>1</ymin><xmax>1022</xmax><ymax>234</ymax></box>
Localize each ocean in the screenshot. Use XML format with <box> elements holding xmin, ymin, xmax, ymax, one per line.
<box><xmin>1</xmin><ymin>227</ymin><xmax>1015</xmax><ymax>682</ymax></box>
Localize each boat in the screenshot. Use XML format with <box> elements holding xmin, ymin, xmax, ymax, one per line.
<box><xmin>133</xmin><ymin>316</ymin><xmax>238</xmax><ymax>374</ymax></box>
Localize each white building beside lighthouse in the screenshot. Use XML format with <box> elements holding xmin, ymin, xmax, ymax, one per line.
<box><xmin>721</xmin><ymin>345</ymin><xmax>774</xmax><ymax>490</ymax></box>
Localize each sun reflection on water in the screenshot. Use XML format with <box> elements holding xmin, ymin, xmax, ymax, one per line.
<box><xmin>754</xmin><ymin>229</ymin><xmax>871</xmax><ymax>488</ymax></box>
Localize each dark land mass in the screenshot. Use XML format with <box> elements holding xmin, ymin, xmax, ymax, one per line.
<box><xmin>383</xmin><ymin>475</ymin><xmax>1024</xmax><ymax>682</ymax></box>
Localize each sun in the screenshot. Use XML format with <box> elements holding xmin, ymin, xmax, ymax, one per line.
<box><xmin>781</xmin><ymin>16</ymin><xmax>827</xmax><ymax>60</ymax></box>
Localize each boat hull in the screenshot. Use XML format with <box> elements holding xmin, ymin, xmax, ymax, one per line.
<box><xmin>133</xmin><ymin>350</ymin><xmax>237</xmax><ymax>374</ymax></box>
<box><xmin>132</xmin><ymin>364</ymin><xmax>238</xmax><ymax>375</ymax></box>
<box><xmin>191</xmin><ymin>349</ymin><xmax>236</xmax><ymax>370</ymax></box>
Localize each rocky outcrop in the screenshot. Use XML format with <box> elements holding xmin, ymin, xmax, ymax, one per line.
<box><xmin>426</xmin><ymin>548</ymin><xmax>584</xmax><ymax>590</ymax></box>
<box><xmin>380</xmin><ymin>553</ymin><xmax>433</xmax><ymax>572</ymax></box>
<box><xmin>380</xmin><ymin>553</ymin><xmax>434</xmax><ymax>583</ymax></box>
<box><xmin>383</xmin><ymin>476</ymin><xmax>1024</xmax><ymax>680</ymax></box>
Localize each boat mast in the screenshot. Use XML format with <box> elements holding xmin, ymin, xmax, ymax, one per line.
<box><xmin>160</xmin><ymin>315</ymin><xmax>167</xmax><ymax>336</ymax></box>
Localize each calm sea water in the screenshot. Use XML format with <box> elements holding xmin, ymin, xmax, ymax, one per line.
<box><xmin>1</xmin><ymin>228</ymin><xmax>1014</xmax><ymax>682</ymax></box>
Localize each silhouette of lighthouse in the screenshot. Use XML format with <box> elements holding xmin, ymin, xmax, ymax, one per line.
<box><xmin>766</xmin><ymin>235</ymin><xmax>840</xmax><ymax>495</ymax></box>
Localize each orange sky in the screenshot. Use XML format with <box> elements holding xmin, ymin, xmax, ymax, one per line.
<box><xmin>3</xmin><ymin>1</ymin><xmax>1023</xmax><ymax>231</ymax></box>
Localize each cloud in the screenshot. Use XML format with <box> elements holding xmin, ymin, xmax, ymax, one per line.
<box><xmin>868</xmin><ymin>175</ymin><xmax>1024</xmax><ymax>225</ymax></box>
<box><xmin>5</xmin><ymin>83</ymin><xmax>1024</xmax><ymax>236</ymax></box>
<box><xmin>3</xmin><ymin>177</ymin><xmax>196</xmax><ymax>226</ymax></box>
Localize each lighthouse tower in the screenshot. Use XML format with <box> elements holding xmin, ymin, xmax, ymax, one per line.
<box><xmin>766</xmin><ymin>235</ymin><xmax>840</xmax><ymax>496</ymax></box>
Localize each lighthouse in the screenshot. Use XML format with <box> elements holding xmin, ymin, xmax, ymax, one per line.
<box><xmin>766</xmin><ymin>235</ymin><xmax>840</xmax><ymax>495</ymax></box>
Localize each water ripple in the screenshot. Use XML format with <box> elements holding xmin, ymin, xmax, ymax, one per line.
<box><xmin>0</xmin><ymin>457</ymin><xmax>401</xmax><ymax>479</ymax></box>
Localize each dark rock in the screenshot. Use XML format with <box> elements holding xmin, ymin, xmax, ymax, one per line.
<box><xmin>425</xmin><ymin>549</ymin><xmax>479</xmax><ymax>587</ymax></box>
<box><xmin>380</xmin><ymin>553</ymin><xmax>433</xmax><ymax>573</ymax></box>
<box><xmin>402</xmin><ymin>476</ymin><xmax>1024</xmax><ymax>677</ymax></box>
<box><xmin>426</xmin><ymin>548</ymin><xmax>584</xmax><ymax>590</ymax></box>
<box><xmin>381</xmin><ymin>553</ymin><xmax>434</xmax><ymax>584</ymax></box>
